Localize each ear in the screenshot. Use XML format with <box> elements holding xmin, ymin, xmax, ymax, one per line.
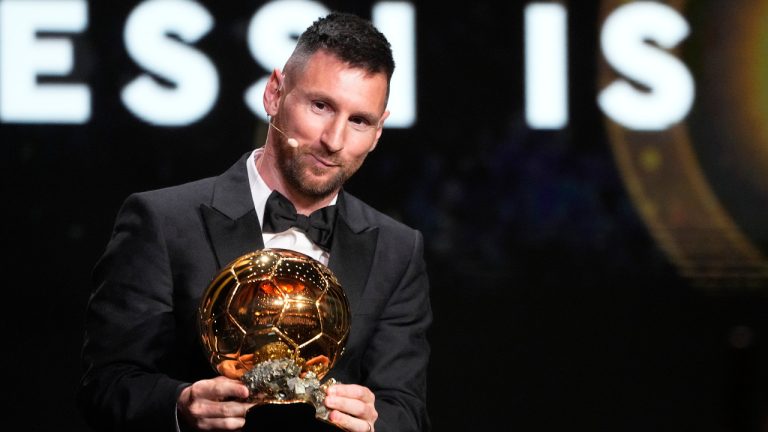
<box><xmin>262</xmin><ymin>68</ymin><xmax>284</xmax><ymax>117</ymax></box>
<box><xmin>368</xmin><ymin>110</ymin><xmax>390</xmax><ymax>153</ymax></box>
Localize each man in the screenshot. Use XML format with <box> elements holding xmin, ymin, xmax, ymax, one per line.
<box><xmin>77</xmin><ymin>11</ymin><xmax>432</xmax><ymax>432</ymax></box>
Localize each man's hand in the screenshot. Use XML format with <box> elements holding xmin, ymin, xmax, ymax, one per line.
<box><xmin>177</xmin><ymin>376</ymin><xmax>256</xmax><ymax>431</ymax></box>
<box><xmin>324</xmin><ymin>384</ymin><xmax>378</xmax><ymax>432</ymax></box>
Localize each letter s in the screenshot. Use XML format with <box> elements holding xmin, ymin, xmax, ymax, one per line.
<box><xmin>121</xmin><ymin>0</ymin><xmax>218</xmax><ymax>126</ymax></box>
<box><xmin>598</xmin><ymin>2</ymin><xmax>694</xmax><ymax>131</ymax></box>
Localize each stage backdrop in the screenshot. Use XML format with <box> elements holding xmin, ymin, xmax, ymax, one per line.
<box><xmin>3</xmin><ymin>1</ymin><xmax>768</xmax><ymax>430</ymax></box>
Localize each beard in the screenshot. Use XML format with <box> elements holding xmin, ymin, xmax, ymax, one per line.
<box><xmin>275</xmin><ymin>138</ymin><xmax>361</xmax><ymax>199</ymax></box>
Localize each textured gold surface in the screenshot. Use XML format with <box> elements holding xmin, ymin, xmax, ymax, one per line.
<box><xmin>199</xmin><ymin>248</ymin><xmax>350</xmax><ymax>381</ymax></box>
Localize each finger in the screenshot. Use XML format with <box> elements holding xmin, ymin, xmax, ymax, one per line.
<box><xmin>181</xmin><ymin>399</ymin><xmax>252</xmax><ymax>431</ymax></box>
<box><xmin>325</xmin><ymin>393</ymin><xmax>378</xmax><ymax>432</ymax></box>
<box><xmin>194</xmin><ymin>415</ymin><xmax>248</xmax><ymax>431</ymax></box>
<box><xmin>324</xmin><ymin>393</ymin><xmax>366</xmax><ymax>418</ymax></box>
<box><xmin>210</xmin><ymin>400</ymin><xmax>253</xmax><ymax>419</ymax></box>
<box><xmin>209</xmin><ymin>376</ymin><xmax>251</xmax><ymax>400</ymax></box>
<box><xmin>186</xmin><ymin>398</ymin><xmax>251</xmax><ymax>418</ymax></box>
<box><xmin>328</xmin><ymin>410</ymin><xmax>374</xmax><ymax>432</ymax></box>
<box><xmin>327</xmin><ymin>383</ymin><xmax>374</xmax><ymax>403</ymax></box>
<box><xmin>186</xmin><ymin>376</ymin><xmax>246</xmax><ymax>402</ymax></box>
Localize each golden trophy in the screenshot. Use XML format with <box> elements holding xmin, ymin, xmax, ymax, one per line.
<box><xmin>198</xmin><ymin>248</ymin><xmax>350</xmax><ymax>429</ymax></box>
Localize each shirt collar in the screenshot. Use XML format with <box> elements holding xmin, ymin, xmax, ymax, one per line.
<box><xmin>246</xmin><ymin>148</ymin><xmax>338</xmax><ymax>229</ymax></box>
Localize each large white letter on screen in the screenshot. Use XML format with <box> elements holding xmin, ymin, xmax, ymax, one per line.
<box><xmin>373</xmin><ymin>2</ymin><xmax>416</xmax><ymax>128</ymax></box>
<box><xmin>598</xmin><ymin>2</ymin><xmax>694</xmax><ymax>130</ymax></box>
<box><xmin>0</xmin><ymin>0</ymin><xmax>90</xmax><ymax>123</ymax></box>
<box><xmin>244</xmin><ymin>0</ymin><xmax>329</xmax><ymax>121</ymax></box>
<box><xmin>122</xmin><ymin>0</ymin><xmax>218</xmax><ymax>126</ymax></box>
<box><xmin>525</xmin><ymin>3</ymin><xmax>568</xmax><ymax>129</ymax></box>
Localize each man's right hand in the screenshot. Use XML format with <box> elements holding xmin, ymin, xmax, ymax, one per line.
<box><xmin>177</xmin><ymin>376</ymin><xmax>256</xmax><ymax>431</ymax></box>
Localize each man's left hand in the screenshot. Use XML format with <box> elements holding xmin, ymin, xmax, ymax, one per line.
<box><xmin>324</xmin><ymin>383</ymin><xmax>378</xmax><ymax>432</ymax></box>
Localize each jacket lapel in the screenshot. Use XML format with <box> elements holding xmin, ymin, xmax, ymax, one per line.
<box><xmin>200</xmin><ymin>152</ymin><xmax>265</xmax><ymax>269</ymax></box>
<box><xmin>328</xmin><ymin>192</ymin><xmax>378</xmax><ymax>314</ymax></box>
<box><xmin>200</xmin><ymin>156</ymin><xmax>378</xmax><ymax>310</ymax></box>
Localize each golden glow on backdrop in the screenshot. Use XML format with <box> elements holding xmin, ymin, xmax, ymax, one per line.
<box><xmin>599</xmin><ymin>0</ymin><xmax>768</xmax><ymax>290</ymax></box>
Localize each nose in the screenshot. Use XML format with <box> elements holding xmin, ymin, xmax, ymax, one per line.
<box><xmin>320</xmin><ymin>117</ymin><xmax>345</xmax><ymax>153</ymax></box>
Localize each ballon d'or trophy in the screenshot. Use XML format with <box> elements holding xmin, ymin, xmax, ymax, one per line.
<box><xmin>198</xmin><ymin>248</ymin><xmax>351</xmax><ymax>429</ymax></box>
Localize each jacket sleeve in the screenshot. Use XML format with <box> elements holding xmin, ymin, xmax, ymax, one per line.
<box><xmin>365</xmin><ymin>230</ymin><xmax>433</xmax><ymax>432</ymax></box>
<box><xmin>77</xmin><ymin>193</ymin><xmax>186</xmax><ymax>432</ymax></box>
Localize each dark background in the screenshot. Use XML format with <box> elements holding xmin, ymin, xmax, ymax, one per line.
<box><xmin>4</xmin><ymin>1</ymin><xmax>768</xmax><ymax>431</ymax></box>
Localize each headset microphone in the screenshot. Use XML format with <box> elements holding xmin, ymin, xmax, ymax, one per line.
<box><xmin>268</xmin><ymin>119</ymin><xmax>299</xmax><ymax>148</ymax></box>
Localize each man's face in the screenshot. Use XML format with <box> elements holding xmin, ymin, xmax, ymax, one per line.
<box><xmin>274</xmin><ymin>50</ymin><xmax>390</xmax><ymax>199</ymax></box>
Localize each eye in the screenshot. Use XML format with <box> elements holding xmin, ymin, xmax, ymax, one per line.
<box><xmin>311</xmin><ymin>101</ymin><xmax>328</xmax><ymax>113</ymax></box>
<box><xmin>349</xmin><ymin>116</ymin><xmax>373</xmax><ymax>131</ymax></box>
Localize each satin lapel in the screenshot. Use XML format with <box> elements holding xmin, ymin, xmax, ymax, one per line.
<box><xmin>200</xmin><ymin>152</ymin><xmax>265</xmax><ymax>268</ymax></box>
<box><xmin>328</xmin><ymin>193</ymin><xmax>378</xmax><ymax>314</ymax></box>
<box><xmin>201</xmin><ymin>206</ymin><xmax>264</xmax><ymax>269</ymax></box>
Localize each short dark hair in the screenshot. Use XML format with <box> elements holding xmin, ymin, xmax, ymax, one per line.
<box><xmin>286</xmin><ymin>12</ymin><xmax>395</xmax><ymax>84</ymax></box>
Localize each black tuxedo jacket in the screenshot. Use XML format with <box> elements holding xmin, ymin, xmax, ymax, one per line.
<box><xmin>78</xmin><ymin>153</ymin><xmax>432</xmax><ymax>432</ymax></box>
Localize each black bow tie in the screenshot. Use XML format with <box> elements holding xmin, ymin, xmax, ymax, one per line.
<box><xmin>262</xmin><ymin>190</ymin><xmax>338</xmax><ymax>251</ymax></box>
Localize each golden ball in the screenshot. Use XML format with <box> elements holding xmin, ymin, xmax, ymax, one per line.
<box><xmin>198</xmin><ymin>248</ymin><xmax>350</xmax><ymax>383</ymax></box>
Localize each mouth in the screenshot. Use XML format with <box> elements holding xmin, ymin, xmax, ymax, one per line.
<box><xmin>309</xmin><ymin>153</ymin><xmax>340</xmax><ymax>168</ymax></box>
